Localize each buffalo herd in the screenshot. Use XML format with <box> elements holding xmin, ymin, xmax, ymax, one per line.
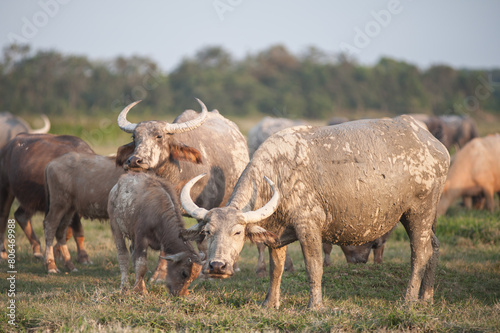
<box><xmin>0</xmin><ymin>104</ymin><xmax>498</xmax><ymax>308</ymax></box>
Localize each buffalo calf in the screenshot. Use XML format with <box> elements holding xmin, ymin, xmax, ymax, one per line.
<box><xmin>108</xmin><ymin>173</ymin><xmax>202</xmax><ymax>296</ymax></box>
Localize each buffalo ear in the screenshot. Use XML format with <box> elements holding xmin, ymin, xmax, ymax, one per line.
<box><xmin>161</xmin><ymin>252</ymin><xmax>185</xmax><ymax>263</ymax></box>
<box><xmin>116</xmin><ymin>142</ymin><xmax>135</xmax><ymax>167</ymax></box>
<box><xmin>246</xmin><ymin>225</ymin><xmax>279</xmax><ymax>247</ymax></box>
<box><xmin>169</xmin><ymin>142</ymin><xmax>202</xmax><ymax>164</ymax></box>
<box><xmin>180</xmin><ymin>223</ymin><xmax>205</xmax><ymax>241</ymax></box>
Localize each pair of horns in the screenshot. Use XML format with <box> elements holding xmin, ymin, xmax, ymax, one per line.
<box><xmin>117</xmin><ymin>98</ymin><xmax>209</xmax><ymax>133</ymax></box>
<box><xmin>180</xmin><ymin>174</ymin><xmax>280</xmax><ymax>223</ymax></box>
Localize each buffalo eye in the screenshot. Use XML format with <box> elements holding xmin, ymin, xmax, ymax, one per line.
<box><xmin>156</xmin><ymin>135</ymin><xmax>162</xmax><ymax>139</ymax></box>
<box><xmin>234</xmin><ymin>231</ymin><xmax>242</xmax><ymax>236</ymax></box>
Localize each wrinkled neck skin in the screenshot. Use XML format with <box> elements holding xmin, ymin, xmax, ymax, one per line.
<box><xmin>226</xmin><ymin>151</ymin><xmax>297</xmax><ymax>246</ymax></box>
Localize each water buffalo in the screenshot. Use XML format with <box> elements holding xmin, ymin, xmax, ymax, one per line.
<box><xmin>0</xmin><ymin>112</ymin><xmax>51</xmax><ymax>149</ymax></box>
<box><xmin>0</xmin><ymin>134</ymin><xmax>94</xmax><ymax>261</ymax></box>
<box><xmin>437</xmin><ymin>134</ymin><xmax>500</xmax><ymax>216</ymax></box>
<box><xmin>43</xmin><ymin>152</ymin><xmax>126</xmax><ymax>273</ymax></box>
<box><xmin>181</xmin><ymin>115</ymin><xmax>449</xmax><ymax>309</ymax></box>
<box><xmin>439</xmin><ymin>115</ymin><xmax>479</xmax><ymax>150</ymax></box>
<box><xmin>115</xmin><ymin>99</ymin><xmax>249</xmax><ymax>282</ymax></box>
<box><xmin>248</xmin><ymin>116</ymin><xmax>393</xmax><ymax>276</ymax></box>
<box><xmin>108</xmin><ymin>172</ymin><xmax>202</xmax><ymax>296</ymax></box>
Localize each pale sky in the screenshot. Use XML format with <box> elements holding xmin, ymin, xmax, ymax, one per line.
<box><xmin>1</xmin><ymin>0</ymin><xmax>499</xmax><ymax>71</ymax></box>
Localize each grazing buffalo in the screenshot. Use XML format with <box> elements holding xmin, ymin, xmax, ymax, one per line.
<box><xmin>181</xmin><ymin>115</ymin><xmax>449</xmax><ymax>309</ymax></box>
<box><xmin>439</xmin><ymin>115</ymin><xmax>478</xmax><ymax>150</ymax></box>
<box><xmin>0</xmin><ymin>134</ymin><xmax>94</xmax><ymax>261</ymax></box>
<box><xmin>248</xmin><ymin>116</ymin><xmax>393</xmax><ymax>276</ymax></box>
<box><xmin>0</xmin><ymin>112</ymin><xmax>51</xmax><ymax>149</ymax></box>
<box><xmin>43</xmin><ymin>152</ymin><xmax>126</xmax><ymax>273</ymax></box>
<box><xmin>115</xmin><ymin>99</ymin><xmax>249</xmax><ymax>282</ymax></box>
<box><xmin>108</xmin><ymin>172</ymin><xmax>202</xmax><ymax>296</ymax></box>
<box><xmin>411</xmin><ymin>114</ymin><xmax>478</xmax><ymax>150</ymax></box>
<box><xmin>437</xmin><ymin>134</ymin><xmax>500</xmax><ymax>216</ymax></box>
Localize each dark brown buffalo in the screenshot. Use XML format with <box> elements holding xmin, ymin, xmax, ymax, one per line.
<box><xmin>115</xmin><ymin>99</ymin><xmax>249</xmax><ymax>282</ymax></box>
<box><xmin>43</xmin><ymin>152</ymin><xmax>126</xmax><ymax>273</ymax></box>
<box><xmin>108</xmin><ymin>172</ymin><xmax>202</xmax><ymax>296</ymax></box>
<box><xmin>411</xmin><ymin>114</ymin><xmax>478</xmax><ymax>150</ymax></box>
<box><xmin>0</xmin><ymin>112</ymin><xmax>51</xmax><ymax>149</ymax></box>
<box><xmin>0</xmin><ymin>134</ymin><xmax>94</xmax><ymax>261</ymax></box>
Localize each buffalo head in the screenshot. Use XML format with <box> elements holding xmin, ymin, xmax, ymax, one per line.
<box><xmin>116</xmin><ymin>99</ymin><xmax>208</xmax><ymax>171</ymax></box>
<box><xmin>180</xmin><ymin>174</ymin><xmax>280</xmax><ymax>278</ymax></box>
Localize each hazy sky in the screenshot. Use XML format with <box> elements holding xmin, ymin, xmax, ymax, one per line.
<box><xmin>1</xmin><ymin>1</ymin><xmax>499</xmax><ymax>71</ymax></box>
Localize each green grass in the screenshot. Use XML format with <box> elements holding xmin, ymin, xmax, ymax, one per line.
<box><xmin>1</xmin><ymin>207</ymin><xmax>499</xmax><ymax>332</ymax></box>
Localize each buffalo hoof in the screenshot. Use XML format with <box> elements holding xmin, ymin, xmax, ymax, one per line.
<box><xmin>256</xmin><ymin>269</ymin><xmax>267</xmax><ymax>278</ymax></box>
<box><xmin>47</xmin><ymin>268</ymin><xmax>61</xmax><ymax>274</ymax></box>
<box><xmin>64</xmin><ymin>261</ymin><xmax>77</xmax><ymax>272</ymax></box>
<box><xmin>46</xmin><ymin>259</ymin><xmax>60</xmax><ymax>274</ymax></box>
<box><xmin>77</xmin><ymin>254</ymin><xmax>92</xmax><ymax>265</ymax></box>
<box><xmin>132</xmin><ymin>282</ymin><xmax>148</xmax><ymax>295</ymax></box>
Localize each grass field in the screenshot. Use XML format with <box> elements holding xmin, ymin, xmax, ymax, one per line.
<box><xmin>1</xmin><ymin>114</ymin><xmax>499</xmax><ymax>332</ymax></box>
<box><xmin>1</xmin><ymin>204</ymin><xmax>499</xmax><ymax>332</ymax></box>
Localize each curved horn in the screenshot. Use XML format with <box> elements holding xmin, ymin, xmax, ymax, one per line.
<box><xmin>117</xmin><ymin>100</ymin><xmax>141</xmax><ymax>133</ymax></box>
<box><xmin>181</xmin><ymin>173</ymin><xmax>209</xmax><ymax>220</ymax></box>
<box><xmin>30</xmin><ymin>114</ymin><xmax>51</xmax><ymax>134</ymax></box>
<box><xmin>241</xmin><ymin>177</ymin><xmax>280</xmax><ymax>224</ymax></box>
<box><xmin>164</xmin><ymin>98</ymin><xmax>209</xmax><ymax>133</ymax></box>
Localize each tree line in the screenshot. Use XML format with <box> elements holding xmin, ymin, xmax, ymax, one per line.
<box><xmin>1</xmin><ymin>44</ymin><xmax>499</xmax><ymax>120</ymax></box>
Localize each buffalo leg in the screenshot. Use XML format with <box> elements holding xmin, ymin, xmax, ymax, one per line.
<box><xmin>44</xmin><ymin>204</ymin><xmax>73</xmax><ymax>273</ymax></box>
<box><xmin>54</xmin><ymin>214</ymin><xmax>77</xmax><ymax>272</ymax></box>
<box><xmin>70</xmin><ymin>214</ymin><xmax>90</xmax><ymax>264</ymax></box>
<box><xmin>150</xmin><ymin>251</ymin><xmax>168</xmax><ymax>283</ymax></box>
<box><xmin>484</xmin><ymin>188</ymin><xmax>496</xmax><ymax>213</ymax></box>
<box><xmin>256</xmin><ymin>243</ymin><xmax>267</xmax><ymax>277</ymax></box>
<box><xmin>257</xmin><ymin>243</ymin><xmax>294</xmax><ymax>277</ymax></box>
<box><xmin>132</xmin><ymin>236</ymin><xmax>149</xmax><ymax>295</ymax></box>
<box><xmin>298</xmin><ymin>232</ymin><xmax>324</xmax><ymax>309</ymax></box>
<box><xmin>322</xmin><ymin>243</ymin><xmax>333</xmax><ymax>267</ymax></box>
<box><xmin>284</xmin><ymin>248</ymin><xmax>295</xmax><ymax>272</ymax></box>
<box><xmin>14</xmin><ymin>207</ymin><xmax>42</xmax><ymax>258</ymax></box>
<box><xmin>0</xmin><ymin>189</ymin><xmax>15</xmax><ymax>260</ymax></box>
<box><xmin>401</xmin><ymin>212</ymin><xmax>439</xmax><ymax>303</ymax></box>
<box><xmin>110</xmin><ymin>219</ymin><xmax>130</xmax><ymax>292</ymax></box>
<box><xmin>373</xmin><ymin>244</ymin><xmax>385</xmax><ymax>264</ymax></box>
<box><xmin>262</xmin><ymin>245</ymin><xmax>287</xmax><ymax>309</ymax></box>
